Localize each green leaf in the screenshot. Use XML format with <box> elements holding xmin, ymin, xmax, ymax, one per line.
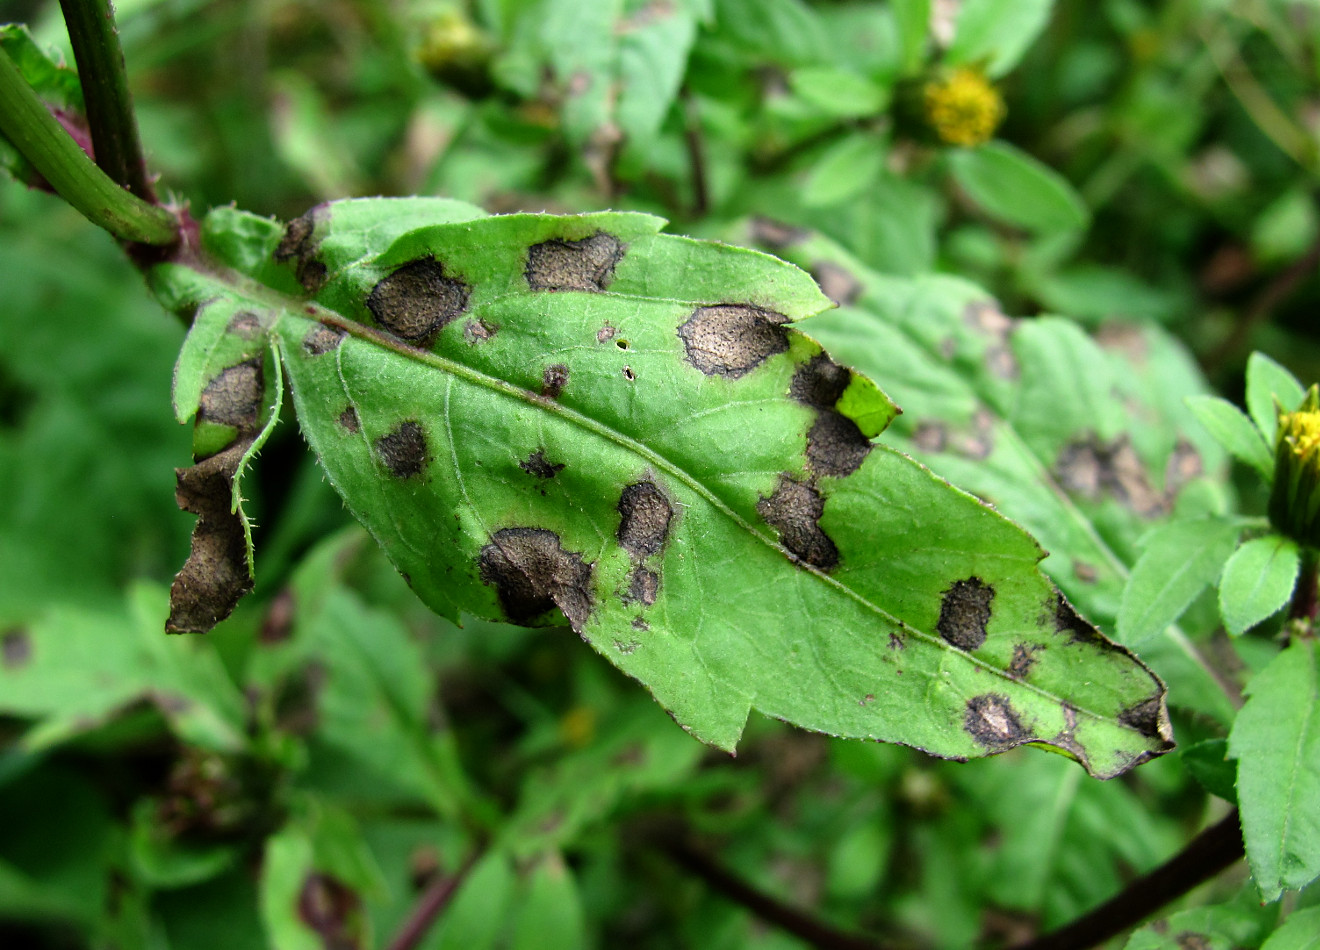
<box><xmin>1181</xmin><ymin>739</ymin><xmax>1237</xmax><ymax>804</ymax></box>
<box><xmin>890</xmin><ymin>0</ymin><xmax>930</xmax><ymax>72</ymax></box>
<box><xmin>1260</xmin><ymin>906</ymin><xmax>1320</xmax><ymax>950</ymax></box>
<box><xmin>948</xmin><ymin>141</ymin><xmax>1090</xmax><ymax>234</ymax></box>
<box><xmin>510</xmin><ymin>853</ymin><xmax>588</xmax><ymax>950</ymax></box>
<box><xmin>434</xmin><ymin>851</ymin><xmax>516</xmax><ymax>950</ymax></box>
<box><xmin>153</xmin><ymin>199</ymin><xmax>1174</xmax><ymax>779</ymax></box>
<box><xmin>801</xmin><ymin>132</ymin><xmax>886</xmax><ymax>207</ymax></box>
<box><xmin>1125</xmin><ymin>900</ymin><xmax>1278</xmax><ymax>950</ymax></box>
<box><xmin>1229</xmin><ymin>639</ymin><xmax>1320</xmax><ymax>901</ymax></box>
<box><xmin>1247</xmin><ymin>352</ymin><xmax>1307</xmax><ymax>445</ymax></box>
<box><xmin>946</xmin><ymin>0</ymin><xmax>1056</xmax><ymax>77</ymax></box>
<box><xmin>1187</xmin><ymin>395</ymin><xmax>1274</xmax><ymax>479</ymax></box>
<box><xmin>1118</xmin><ymin>518</ymin><xmax>1242</xmax><ymax>646</ymax></box>
<box><xmin>1219</xmin><ymin>535</ymin><xmax>1300</xmax><ymax>636</ymax></box>
<box><xmin>788</xmin><ymin>68</ymin><xmax>888</xmax><ymax>120</ymax></box>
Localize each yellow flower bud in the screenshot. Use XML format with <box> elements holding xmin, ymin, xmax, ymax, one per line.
<box><xmin>922</xmin><ymin>68</ymin><xmax>1006</xmax><ymax>148</ymax></box>
<box><xmin>1269</xmin><ymin>385</ymin><xmax>1320</xmax><ymax>548</ymax></box>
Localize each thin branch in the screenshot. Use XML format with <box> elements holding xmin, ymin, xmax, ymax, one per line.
<box><xmin>59</xmin><ymin>0</ymin><xmax>156</xmax><ymax>202</ymax></box>
<box><xmin>0</xmin><ymin>46</ymin><xmax>177</xmax><ymax>245</ymax></box>
<box><xmin>663</xmin><ymin>838</ymin><xmax>890</xmax><ymax>950</ymax></box>
<box><xmin>1010</xmin><ymin>809</ymin><xmax>1244</xmax><ymax>950</ymax></box>
<box><xmin>682</xmin><ymin>87</ymin><xmax>709</xmax><ymax>217</ymax></box>
<box><xmin>385</xmin><ymin>847</ymin><xmax>484</xmax><ymax>950</ymax></box>
<box><xmin>1204</xmin><ymin>231</ymin><xmax>1320</xmax><ymax>373</ymax></box>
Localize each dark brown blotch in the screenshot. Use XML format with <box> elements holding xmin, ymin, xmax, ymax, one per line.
<box><xmin>1009</xmin><ymin>643</ymin><xmax>1039</xmax><ymax>679</ymax></box>
<box><xmin>525</xmin><ymin>232</ymin><xmax>625</xmax><ymax>292</ymax></box>
<box><xmin>2</xmin><ymin>628</ymin><xmax>31</xmax><ymax>669</ymax></box>
<box><xmin>463</xmin><ymin>318</ymin><xmax>497</xmax><ymax>344</ymax></box>
<box><xmin>964</xmin><ymin>693</ymin><xmax>1029</xmax><ymax>750</ymax></box>
<box><xmin>302</xmin><ymin>323</ymin><xmax>345</xmax><ymax>356</ymax></box>
<box><xmin>750</xmin><ymin>217</ymin><xmax>808</xmax><ymax>250</ymax></box>
<box><xmin>678</xmin><ymin>304</ymin><xmax>790</xmax><ymax>378</ymax></box>
<box><xmin>274</xmin><ymin>206</ymin><xmax>329</xmax><ymax>293</ymax></box>
<box><xmin>296</xmin><ymin>873</ymin><xmax>362</xmax><ymax>948</ymax></box>
<box><xmin>519</xmin><ymin>449</ymin><xmax>564</xmax><ymax>480</ymax></box>
<box><xmin>1175</xmin><ymin>933</ymin><xmax>1211</xmax><ymax>950</ymax></box>
<box><xmin>337</xmin><ymin>406</ymin><xmax>360</xmax><ymax>433</ymax></box>
<box><xmin>226</xmin><ymin>311</ymin><xmax>263</xmax><ymax>339</ymax></box>
<box><xmin>937</xmin><ymin>577</ymin><xmax>994</xmax><ymax>651</ymax></box>
<box><xmin>1073</xmin><ymin>560</ymin><xmax>1098</xmax><ymax>584</ymax></box>
<box><xmin>198</xmin><ymin>359</ymin><xmax>263</xmax><ymax>429</ymax></box>
<box><xmin>806</xmin><ymin>411</ymin><xmax>871</xmax><ymax>477</ymax></box>
<box><xmin>757</xmin><ymin>475</ymin><xmax>839</xmax><ymax>570</ymax></box>
<box><xmin>790</xmin><ymin>354</ymin><xmax>851</xmax><ymax>409</ymax></box>
<box><xmin>1118</xmin><ymin>695</ymin><xmax>1166</xmax><ymax>740</ymax></box>
<box><xmin>478</xmin><ymin>527</ymin><xmax>594</xmax><ymax>629</ymax></box>
<box><xmin>1055</xmin><ymin>434</ymin><xmax>1167</xmax><ymax>518</ymax></box>
<box><xmin>626</xmin><ymin>567</ymin><xmax>660</xmax><ymax>606</ymax></box>
<box><xmin>597</xmin><ymin>323</ymin><xmax>616</xmax><ymax>342</ymax></box>
<box><xmin>617</xmin><ymin>480</ymin><xmax>673</xmax><ymax>558</ymax></box>
<box><xmin>366</xmin><ymin>258</ymin><xmax>470</xmax><ymax>347</ymax></box>
<box><xmin>375</xmin><ymin>421</ymin><xmax>428</xmax><ymax>478</ymax></box>
<box><xmin>912</xmin><ymin>421</ymin><xmax>948</xmax><ymax>453</ymax></box>
<box><xmin>542</xmin><ymin>364</ymin><xmax>569</xmax><ymax>399</ymax></box>
<box><xmin>1053</xmin><ymin>592</ymin><xmax>1105</xmax><ymax>646</ymax></box>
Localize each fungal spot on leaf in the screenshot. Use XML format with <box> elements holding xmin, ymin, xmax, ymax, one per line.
<box><xmin>1175</xmin><ymin>933</ymin><xmax>1211</xmax><ymax>950</ymax></box>
<box><xmin>1118</xmin><ymin>696</ymin><xmax>1167</xmax><ymax>740</ymax></box>
<box><xmin>1052</xmin><ymin>593</ymin><xmax>1105</xmax><ymax>647</ymax></box>
<box><xmin>2</xmin><ymin>628</ymin><xmax>31</xmax><ymax>668</ymax></box>
<box><xmin>1073</xmin><ymin>560</ymin><xmax>1098</xmax><ymax>584</ymax></box>
<box><xmin>622</xmin><ymin>366</ymin><xmax>635</xmax><ymax>381</ymax></box>
<box><xmin>1009</xmin><ymin>643</ymin><xmax>1040</xmax><ymax>679</ymax></box>
<box><xmin>678</xmin><ymin>304</ymin><xmax>791</xmax><ymax>378</ymax></box>
<box><xmin>631</xmin><ymin>618</ymin><xmax>649</xmax><ymax>631</ymax></box>
<box><xmin>952</xmin><ymin>409</ymin><xmax>995</xmax><ymax>460</ymax></box>
<box><xmin>296</xmin><ymin>873</ymin><xmax>363</xmax><ymax>949</ymax></box>
<box><xmin>912</xmin><ymin>422</ymin><xmax>948</xmax><ymax>453</ymax></box>
<box><xmin>542</xmin><ymin>364</ymin><xmax>569</xmax><ymax>398</ymax></box>
<box><xmin>519</xmin><ymin>449</ymin><xmax>564</xmax><ymax>480</ymax></box>
<box><xmin>750</xmin><ymin>217</ymin><xmax>808</xmax><ymax>250</ymax></box>
<box><xmin>625</xmin><ymin>567</ymin><xmax>659</xmax><ymax>606</ymax></box>
<box><xmin>615</xmin><ymin>638</ymin><xmax>640</xmax><ymax>653</ymax></box>
<box><xmin>791</xmin><ymin>354</ymin><xmax>851</xmax><ymax>409</ymax></box>
<box><xmin>811</xmin><ymin>261</ymin><xmax>862</xmax><ymax>306</ymax></box>
<box><xmin>463</xmin><ymin>318</ymin><xmax>497</xmax><ymax>344</ymax></box>
<box><xmin>757</xmin><ymin>475</ymin><xmax>839</xmax><ymax>570</ymax></box>
<box><xmin>597</xmin><ymin>323</ymin><xmax>616</xmax><ymax>342</ymax></box>
<box><xmin>617</xmin><ymin>480</ymin><xmax>674</xmax><ymax>557</ymax></box>
<box><xmin>226</xmin><ymin>311</ymin><xmax>263</xmax><ymax>339</ymax></box>
<box><xmin>889</xmin><ymin>632</ymin><xmax>905</xmax><ymax>650</ymax></box>
<box><xmin>937</xmin><ymin>577</ymin><xmax>994</xmax><ymax>651</ymax></box>
<box><xmin>860</xmin><ymin>693</ymin><xmax>875</xmax><ymax>706</ymax></box>
<box><xmin>302</xmin><ymin>323</ymin><xmax>345</xmax><ymax>356</ymax></box>
<box><xmin>963</xmin><ymin>301</ymin><xmax>1019</xmax><ymax>380</ymax></box>
<box><xmin>375</xmin><ymin>421</ymin><xmax>428</xmax><ymax>478</ymax></box>
<box><xmin>366</xmin><ymin>258</ymin><xmax>470</xmax><ymax>347</ymax></box>
<box><xmin>478</xmin><ymin>527</ymin><xmax>594</xmax><ymax>629</ymax></box>
<box><xmin>806</xmin><ymin>411</ymin><xmax>872</xmax><ymax>477</ymax></box>
<box><xmin>337</xmin><ymin>407</ymin><xmax>360</xmax><ymax>433</ymax></box>
<box><xmin>525</xmin><ymin>232</ymin><xmax>625</xmax><ymax>292</ymax></box>
<box><xmin>1165</xmin><ymin>438</ymin><xmax>1202</xmax><ymax>496</ymax></box>
<box><xmin>274</xmin><ymin>206</ymin><xmax>329</xmax><ymax>292</ymax></box>
<box><xmin>198</xmin><ymin>360</ymin><xmax>263</xmax><ymax>429</ymax></box>
<box><xmin>1055</xmin><ymin>434</ymin><xmax>1168</xmax><ymax>518</ymax></box>
<box><xmin>964</xmin><ymin>693</ymin><xmax>1029</xmax><ymax>750</ymax></box>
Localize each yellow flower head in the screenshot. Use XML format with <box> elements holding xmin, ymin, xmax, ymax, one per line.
<box><xmin>922</xmin><ymin>68</ymin><xmax>1006</xmax><ymax>148</ymax></box>
<box><xmin>1270</xmin><ymin>385</ymin><xmax>1320</xmax><ymax>547</ymax></box>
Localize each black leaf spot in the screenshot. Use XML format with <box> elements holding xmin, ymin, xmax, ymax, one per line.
<box><xmin>542</xmin><ymin>364</ymin><xmax>569</xmax><ymax>399</ymax></box>
<box><xmin>463</xmin><ymin>318</ymin><xmax>497</xmax><ymax>344</ymax></box>
<box><xmin>790</xmin><ymin>354</ymin><xmax>851</xmax><ymax>409</ymax></box>
<box><xmin>964</xmin><ymin>693</ymin><xmax>1029</xmax><ymax>750</ymax></box>
<box><xmin>519</xmin><ymin>450</ymin><xmax>564</xmax><ymax>480</ymax></box>
<box><xmin>625</xmin><ymin>567</ymin><xmax>660</xmax><ymax>606</ymax></box>
<box><xmin>811</xmin><ymin>261</ymin><xmax>862</xmax><ymax>306</ymax></box>
<box><xmin>757</xmin><ymin>475</ymin><xmax>839</xmax><ymax>570</ymax></box>
<box><xmin>375</xmin><ymin>421</ymin><xmax>428</xmax><ymax>478</ymax></box>
<box><xmin>478</xmin><ymin>528</ymin><xmax>594</xmax><ymax>629</ymax></box>
<box><xmin>226</xmin><ymin>311</ymin><xmax>263</xmax><ymax>339</ymax></box>
<box><xmin>198</xmin><ymin>360</ymin><xmax>263</xmax><ymax>430</ymax></box>
<box><xmin>302</xmin><ymin>323</ymin><xmax>345</xmax><ymax>356</ymax></box>
<box><xmin>1118</xmin><ymin>695</ymin><xmax>1167</xmax><ymax>740</ymax></box>
<box><xmin>274</xmin><ymin>205</ymin><xmax>329</xmax><ymax>292</ymax></box>
<box><xmin>806</xmin><ymin>411</ymin><xmax>871</xmax><ymax>477</ymax></box>
<box><xmin>525</xmin><ymin>232</ymin><xmax>625</xmax><ymax>292</ymax></box>
<box><xmin>337</xmin><ymin>407</ymin><xmax>360</xmax><ymax>433</ymax></box>
<box><xmin>678</xmin><ymin>304</ymin><xmax>790</xmax><ymax>378</ymax></box>
<box><xmin>366</xmin><ymin>258</ymin><xmax>470</xmax><ymax>347</ymax></box>
<box><xmin>1009</xmin><ymin>643</ymin><xmax>1040</xmax><ymax>679</ymax></box>
<box><xmin>937</xmin><ymin>577</ymin><xmax>994</xmax><ymax>651</ymax></box>
<box><xmin>617</xmin><ymin>480</ymin><xmax>673</xmax><ymax>558</ymax></box>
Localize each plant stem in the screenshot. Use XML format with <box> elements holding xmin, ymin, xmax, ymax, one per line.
<box><xmin>384</xmin><ymin>847</ymin><xmax>483</xmax><ymax>950</ymax></box>
<box><xmin>663</xmin><ymin>838</ymin><xmax>890</xmax><ymax>950</ymax></box>
<box><xmin>1010</xmin><ymin>809</ymin><xmax>1244</xmax><ymax>950</ymax></box>
<box><xmin>59</xmin><ymin>0</ymin><xmax>156</xmax><ymax>203</ymax></box>
<box><xmin>0</xmin><ymin>47</ymin><xmax>177</xmax><ymax>245</ymax></box>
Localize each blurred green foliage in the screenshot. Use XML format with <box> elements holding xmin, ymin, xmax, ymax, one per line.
<box><xmin>2</xmin><ymin>0</ymin><xmax>1320</xmax><ymax>947</ymax></box>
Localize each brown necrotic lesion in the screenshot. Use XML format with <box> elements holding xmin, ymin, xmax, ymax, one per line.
<box><xmin>366</xmin><ymin>258</ymin><xmax>470</xmax><ymax>347</ymax></box>
<box><xmin>525</xmin><ymin>232</ymin><xmax>625</xmax><ymax>292</ymax></box>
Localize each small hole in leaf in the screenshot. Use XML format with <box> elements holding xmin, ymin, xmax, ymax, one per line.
<box><xmin>616</xmin><ymin>339</ymin><xmax>630</xmax><ymax>350</ymax></box>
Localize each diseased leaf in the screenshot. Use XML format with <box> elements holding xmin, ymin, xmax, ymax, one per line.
<box><xmin>1229</xmin><ymin>640</ymin><xmax>1320</xmax><ymax>901</ymax></box>
<box><xmin>1219</xmin><ymin>535</ymin><xmax>1299</xmax><ymax>636</ymax></box>
<box><xmin>1247</xmin><ymin>352</ymin><xmax>1307</xmax><ymax>445</ymax></box>
<box><xmin>1124</xmin><ymin>901</ymin><xmax>1278</xmax><ymax>950</ymax></box>
<box><xmin>948</xmin><ymin>141</ymin><xmax>1090</xmax><ymax>234</ymax></box>
<box><xmin>151</xmin><ymin>198</ymin><xmax>1174</xmax><ymax>778</ymax></box>
<box><xmin>1119</xmin><ymin>518</ymin><xmax>1242</xmax><ymax>646</ymax></box>
<box><xmin>1187</xmin><ymin>395</ymin><xmax>1274</xmax><ymax>479</ymax></box>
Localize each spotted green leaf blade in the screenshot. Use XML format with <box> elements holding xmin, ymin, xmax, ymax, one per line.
<box><xmin>189</xmin><ymin>200</ymin><xmax>1174</xmax><ymax>778</ymax></box>
<box><xmin>1219</xmin><ymin>534</ymin><xmax>1300</xmax><ymax>636</ymax></box>
<box><xmin>1229</xmin><ymin>639</ymin><xmax>1320</xmax><ymax>901</ymax></box>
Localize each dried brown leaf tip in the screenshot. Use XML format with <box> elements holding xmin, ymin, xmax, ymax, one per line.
<box><xmin>168</xmin><ymin>444</ymin><xmax>254</xmax><ymax>634</ymax></box>
<box><xmin>274</xmin><ymin>205</ymin><xmax>329</xmax><ymax>293</ymax></box>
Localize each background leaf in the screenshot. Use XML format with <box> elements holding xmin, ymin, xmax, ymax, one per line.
<box><xmin>1187</xmin><ymin>395</ymin><xmax>1274</xmax><ymax>478</ymax></box>
<box><xmin>1218</xmin><ymin>535</ymin><xmax>1299</xmax><ymax>636</ymax></box>
<box><xmin>947</xmin><ymin>141</ymin><xmax>1090</xmax><ymax>234</ymax></box>
<box><xmin>1118</xmin><ymin>518</ymin><xmax>1242</xmax><ymax>646</ymax></box>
